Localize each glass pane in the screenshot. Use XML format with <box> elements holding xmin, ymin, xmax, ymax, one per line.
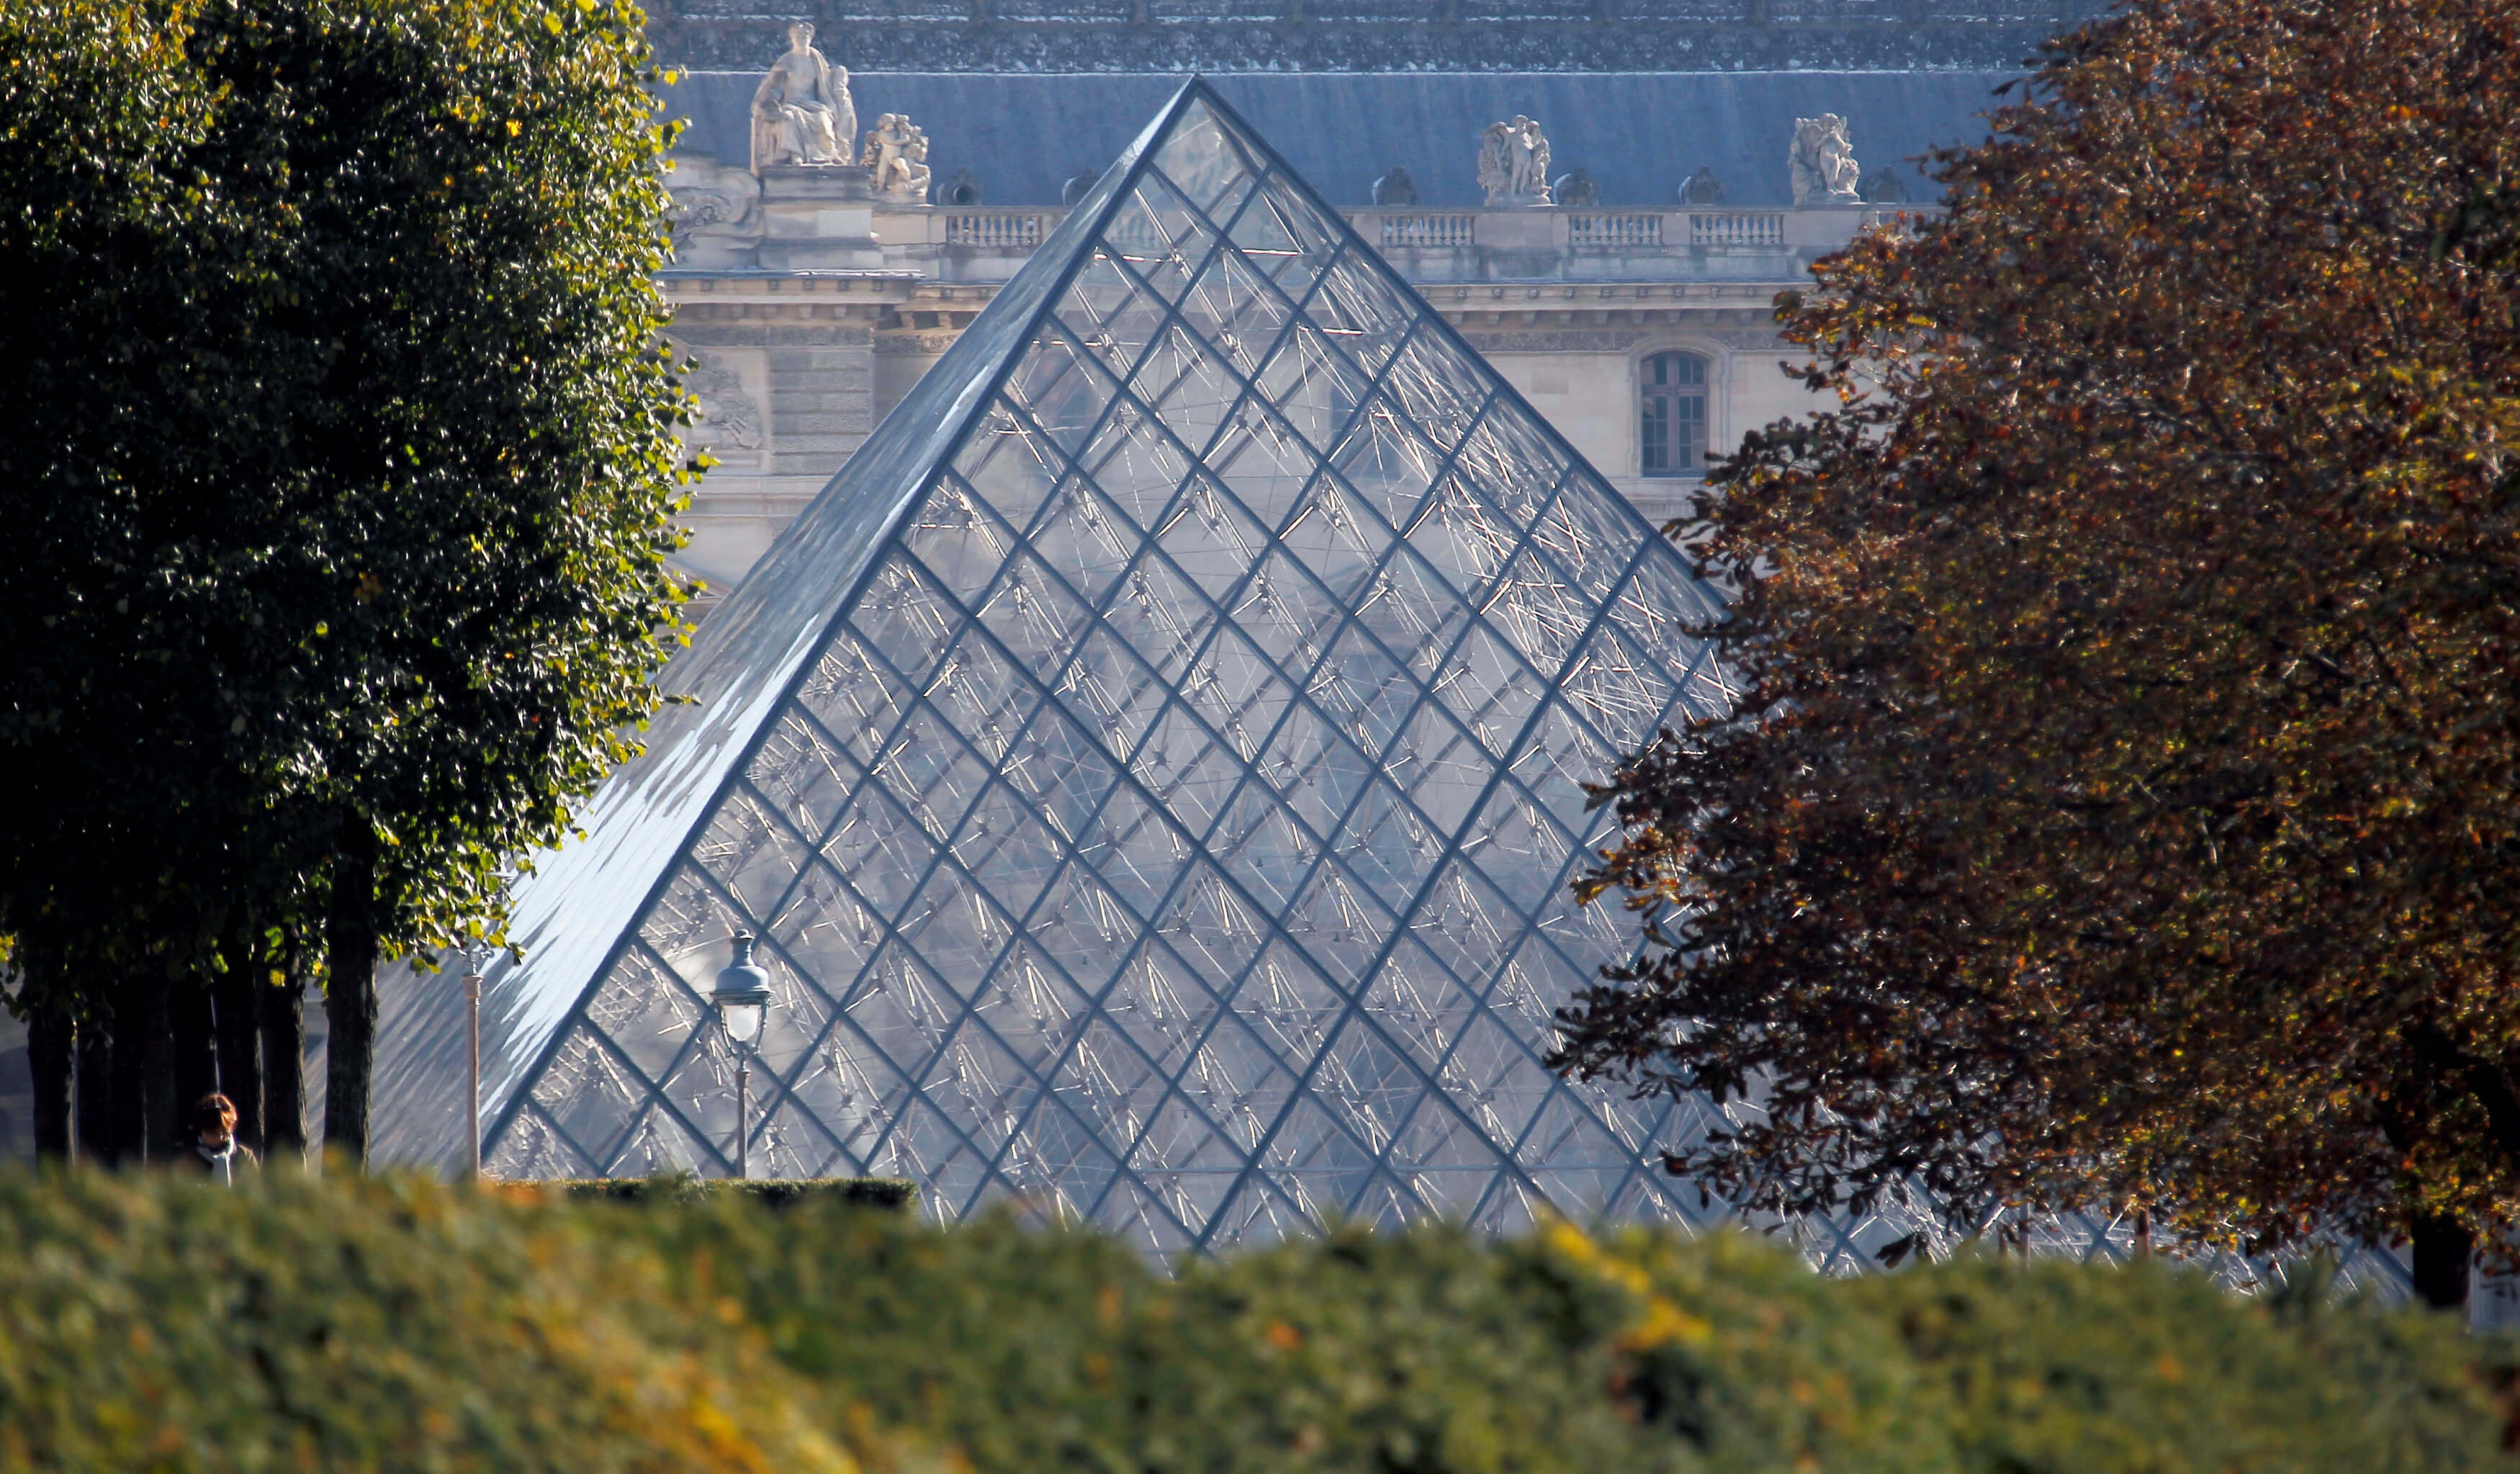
<box><xmin>903</xmin><ymin>475</ymin><xmax>1018</xmax><ymax>604</ymax></box>
<box><xmin>1148</xmin><ymin>98</ymin><xmax>1257</xmax><ymax>216</ymax></box>
<box><xmin>1327</xmin><ymin>397</ymin><xmax>1444</xmax><ymax>532</ymax></box>
<box><xmin>1207</xmin><ymin>400</ymin><xmax>1323</xmax><ymax>533</ymax></box>
<box><xmin>744</xmin><ymin>712</ymin><xmax>860</xmax><ymax>848</ymax></box>
<box><xmin>1056</xmin><ymin>256</ymin><xmax>1169</xmax><ymax>382</ymax></box>
<box><xmin>955</xmin><ymin>405</ymin><xmax>1068</xmax><ymax>534</ymax></box>
<box><xmin>1115</xmin><ymin>349</ymin><xmax>1231</xmax><ymax>488</ymax></box>
<box><xmin>1102</xmin><ymin>169</ymin><xmax>1221</xmax><ymax>306</ymax></box>
<box><xmin>1231</xmin><ymin>173</ymin><xmax>1344</xmax><ymax>297</ymax></box>
<box><xmin>1176</xmin><ymin>246</ymin><xmax>1297</xmax><ymax>375</ymax></box>
<box><xmin>1155</xmin><ymin>475</ymin><xmax>1269</xmax><ymax>602</ymax></box>
<box><xmin>1030</xmin><ymin>475</ymin><xmax>1140</xmax><ymax>608</ymax></box>
<box><xmin>1007</xmin><ymin>331</ymin><xmax>1117</xmax><ymax>454</ymax></box>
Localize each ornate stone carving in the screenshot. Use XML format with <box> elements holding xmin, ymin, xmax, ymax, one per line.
<box><xmin>683</xmin><ymin>355</ymin><xmax>765</xmax><ymax>454</ymax></box>
<box><xmin>1551</xmin><ymin>167</ymin><xmax>1599</xmax><ymax>207</ymax></box>
<box><xmin>1677</xmin><ymin>164</ymin><xmax>1726</xmax><ymax>205</ymax></box>
<box><xmin>862</xmin><ymin>114</ymin><xmax>932</xmax><ymax>202</ymax></box>
<box><xmin>1371</xmin><ymin>166</ymin><xmax>1418</xmax><ymax>207</ymax></box>
<box><xmin>667</xmin><ymin>158</ymin><xmax>761</xmax><ymax>237</ymax></box>
<box><xmin>876</xmin><ymin>331</ymin><xmax>964</xmax><ymax>356</ymax></box>
<box><xmin>1453</xmin><ymin>328</ymin><xmax>1654</xmax><ymax>354</ymax></box>
<box><xmin>1789</xmin><ymin>114</ymin><xmax>1861</xmax><ymax>206</ymax></box>
<box><xmin>750</xmin><ymin>23</ymin><xmax>858</xmax><ymax>171</ymax></box>
<box><xmin>1711</xmin><ymin>329</ymin><xmax>1791</xmax><ymax>349</ymax></box>
<box><xmin>1477</xmin><ymin>115</ymin><xmax>1552</xmax><ymax>207</ymax></box>
<box><xmin>670</xmin><ymin>189</ymin><xmax>738</xmax><ymax>234</ymax></box>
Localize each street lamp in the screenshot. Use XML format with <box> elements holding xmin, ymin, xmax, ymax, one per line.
<box><xmin>710</xmin><ymin>933</ymin><xmax>773</xmax><ymax>1179</ymax></box>
<box><xmin>460</xmin><ymin>936</ymin><xmax>491</xmax><ymax>1182</ymax></box>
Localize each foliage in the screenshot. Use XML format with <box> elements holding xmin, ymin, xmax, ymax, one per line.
<box><xmin>1554</xmin><ymin>0</ymin><xmax>2520</xmax><ymax>1264</ymax></box>
<box><xmin>0</xmin><ymin>0</ymin><xmax>699</xmax><ymax>1156</ymax></box>
<box><xmin>580</xmin><ymin>1184</ymin><xmax>2510</xmax><ymax>1474</ymax></box>
<box><xmin>0</xmin><ymin>1169</ymin><xmax>885</xmax><ymax>1472</ymax></box>
<box><xmin>1848</xmin><ymin>1255</ymin><xmax>2507</xmax><ymax>1474</ymax></box>
<box><xmin>0</xmin><ymin>1169</ymin><xmax>2504</xmax><ymax>1473</ymax></box>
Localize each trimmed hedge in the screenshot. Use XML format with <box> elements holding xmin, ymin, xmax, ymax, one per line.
<box><xmin>549</xmin><ymin>1177</ymin><xmax>917</xmax><ymax>1212</ymax></box>
<box><xmin>0</xmin><ymin>1169</ymin><xmax>899</xmax><ymax>1472</ymax></box>
<box><xmin>606</xmin><ymin>1202</ymin><xmax>2513</xmax><ymax>1474</ymax></box>
<box><xmin>0</xmin><ymin>1168</ymin><xmax>2508</xmax><ymax>1473</ymax></box>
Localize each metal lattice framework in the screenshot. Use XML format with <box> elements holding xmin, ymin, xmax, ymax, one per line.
<box><xmin>482</xmin><ymin>87</ymin><xmax>1768</xmax><ymax>1254</ymax></box>
<box><xmin>366</xmin><ymin>84</ymin><xmax>2415</xmax><ymax>1285</ymax></box>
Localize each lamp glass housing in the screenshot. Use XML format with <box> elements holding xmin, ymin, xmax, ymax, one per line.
<box><xmin>719</xmin><ymin>998</ymin><xmax>766</xmax><ymax>1046</ymax></box>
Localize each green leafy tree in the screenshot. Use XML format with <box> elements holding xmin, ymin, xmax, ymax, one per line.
<box><xmin>0</xmin><ymin>0</ymin><xmax>698</xmax><ymax>1161</ymax></box>
<box><xmin>1554</xmin><ymin>0</ymin><xmax>2520</xmax><ymax>1307</ymax></box>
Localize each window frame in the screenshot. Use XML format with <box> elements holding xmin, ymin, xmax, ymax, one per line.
<box><xmin>1637</xmin><ymin>349</ymin><xmax>1712</xmax><ymax>481</ymax></box>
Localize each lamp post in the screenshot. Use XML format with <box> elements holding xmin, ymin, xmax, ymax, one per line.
<box><xmin>709</xmin><ymin>933</ymin><xmax>773</xmax><ymax>1179</ymax></box>
<box><xmin>460</xmin><ymin>938</ymin><xmax>488</xmax><ymax>1181</ymax></box>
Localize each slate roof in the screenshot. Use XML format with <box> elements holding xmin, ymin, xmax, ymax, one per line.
<box><xmin>661</xmin><ymin>68</ymin><xmax>2015</xmax><ymax>207</ymax></box>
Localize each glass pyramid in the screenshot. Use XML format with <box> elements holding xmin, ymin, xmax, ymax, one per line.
<box><xmin>371</xmin><ymin>84</ymin><xmax>2414</xmax><ymax>1285</ymax></box>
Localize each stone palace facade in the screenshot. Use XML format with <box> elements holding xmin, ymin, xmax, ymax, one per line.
<box><xmin>653</xmin><ymin>53</ymin><xmax>2014</xmax><ymax>602</ymax></box>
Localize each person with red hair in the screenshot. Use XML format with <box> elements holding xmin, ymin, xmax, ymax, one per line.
<box><xmin>184</xmin><ymin>1094</ymin><xmax>257</xmax><ymax>1184</ymax></box>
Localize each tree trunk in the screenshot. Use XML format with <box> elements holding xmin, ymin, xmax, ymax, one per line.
<box><xmin>108</xmin><ymin>979</ymin><xmax>152</xmax><ymax>1164</ymax></box>
<box><xmin>215</xmin><ymin>945</ymin><xmax>266</xmax><ymax>1153</ymax></box>
<box><xmin>138</xmin><ymin>973</ymin><xmax>177</xmax><ymax>1161</ymax></box>
<box><xmin>76</xmin><ymin>1007</ymin><xmax>114</xmax><ymax>1165</ymax></box>
<box><xmin>2412</xmin><ymin>1214</ymin><xmax>2472</xmax><ymax>1313</ymax></box>
<box><xmin>171</xmin><ymin>979</ymin><xmax>218</xmax><ymax>1127</ymax></box>
<box><xmin>261</xmin><ymin>954</ymin><xmax>308</xmax><ymax>1167</ymax></box>
<box><xmin>324</xmin><ymin>818</ymin><xmax>381</xmax><ymax>1165</ymax></box>
<box><xmin>27</xmin><ymin>1010</ymin><xmax>73</xmax><ymax>1162</ymax></box>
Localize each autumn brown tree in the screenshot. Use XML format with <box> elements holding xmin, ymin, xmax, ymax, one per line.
<box><xmin>1554</xmin><ymin>0</ymin><xmax>2520</xmax><ymax>1308</ymax></box>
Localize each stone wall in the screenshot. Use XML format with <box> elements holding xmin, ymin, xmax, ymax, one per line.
<box><xmin>645</xmin><ymin>0</ymin><xmax>2110</xmax><ymax>73</ymax></box>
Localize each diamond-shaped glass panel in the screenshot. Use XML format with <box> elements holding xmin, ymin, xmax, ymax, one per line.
<box><xmin>1080</xmin><ymin>397</ymin><xmax>1196</xmax><ymax>529</ymax></box>
<box><xmin>1103</xmin><ymin>170</ymin><xmax>1223</xmax><ymax>306</ymax></box>
<box><xmin>1177</xmin><ymin>247</ymin><xmax>1297</xmax><ymax>379</ymax></box>
<box><xmin>953</xmin><ymin>405</ymin><xmax>1068</xmax><ymax>535</ymax></box>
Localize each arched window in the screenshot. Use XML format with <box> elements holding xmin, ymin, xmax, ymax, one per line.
<box><xmin>1639</xmin><ymin>351</ymin><xmax>1709</xmax><ymax>478</ymax></box>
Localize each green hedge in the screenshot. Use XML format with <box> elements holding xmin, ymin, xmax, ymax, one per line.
<box><xmin>0</xmin><ymin>1169</ymin><xmax>891</xmax><ymax>1472</ymax></box>
<box><xmin>0</xmin><ymin>1169</ymin><xmax>2508</xmax><ymax>1473</ymax></box>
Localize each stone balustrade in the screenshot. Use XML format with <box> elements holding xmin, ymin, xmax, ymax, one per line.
<box><xmin>684</xmin><ymin>198</ymin><xmax>1947</xmax><ymax>284</ymax></box>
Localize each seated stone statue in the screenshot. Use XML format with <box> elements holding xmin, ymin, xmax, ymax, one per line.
<box><xmin>1678</xmin><ymin>164</ymin><xmax>1725</xmax><ymax>205</ymax></box>
<box><xmin>751</xmin><ymin>23</ymin><xmax>857</xmax><ymax>171</ymax></box>
<box><xmin>1372</xmin><ymin>166</ymin><xmax>1418</xmax><ymax>207</ymax></box>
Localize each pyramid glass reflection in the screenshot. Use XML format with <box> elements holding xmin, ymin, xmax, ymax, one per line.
<box><xmin>371</xmin><ymin>84</ymin><xmax>1879</xmax><ymax>1262</ymax></box>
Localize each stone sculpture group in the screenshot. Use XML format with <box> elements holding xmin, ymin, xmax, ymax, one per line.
<box><xmin>748</xmin><ymin>22</ymin><xmax>931</xmax><ymax>202</ymax></box>
<box><xmin>1477</xmin><ymin>114</ymin><xmax>1553</xmax><ymax>206</ymax></box>
<box><xmin>862</xmin><ymin>113</ymin><xmax>932</xmax><ymax>202</ymax></box>
<box><xmin>1788</xmin><ymin>113</ymin><xmax>1863</xmax><ymax>206</ymax></box>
